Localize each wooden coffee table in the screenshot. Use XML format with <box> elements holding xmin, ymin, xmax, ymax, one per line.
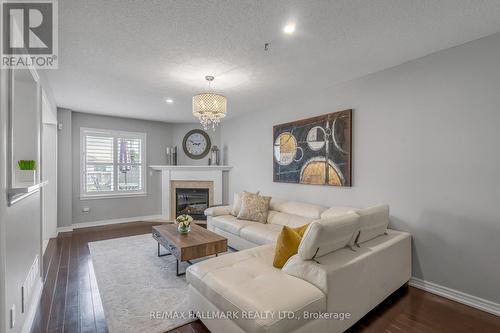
<box><xmin>152</xmin><ymin>223</ymin><xmax>227</xmax><ymax>276</ymax></box>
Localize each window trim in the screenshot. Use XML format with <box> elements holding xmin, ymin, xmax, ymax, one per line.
<box><xmin>80</xmin><ymin>127</ymin><xmax>147</xmax><ymax>199</ymax></box>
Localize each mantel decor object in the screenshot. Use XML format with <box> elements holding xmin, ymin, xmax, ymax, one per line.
<box><xmin>208</xmin><ymin>145</ymin><xmax>220</xmax><ymax>166</ymax></box>
<box><xmin>182</xmin><ymin>129</ymin><xmax>211</xmax><ymax>159</ymax></box>
<box><xmin>166</xmin><ymin>146</ymin><xmax>177</xmax><ymax>165</ymax></box>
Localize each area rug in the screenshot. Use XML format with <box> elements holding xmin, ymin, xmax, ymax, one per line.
<box><xmin>89</xmin><ymin>233</ymin><xmax>212</xmax><ymax>333</ymax></box>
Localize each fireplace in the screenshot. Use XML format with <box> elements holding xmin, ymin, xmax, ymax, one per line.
<box><xmin>175</xmin><ymin>188</ymin><xmax>209</xmax><ymax>220</ymax></box>
<box><xmin>170</xmin><ymin>180</ymin><xmax>214</xmax><ymax>220</ymax></box>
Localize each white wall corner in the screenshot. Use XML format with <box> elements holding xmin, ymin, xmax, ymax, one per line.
<box><xmin>409</xmin><ymin>277</ymin><xmax>500</xmax><ymax>317</ymax></box>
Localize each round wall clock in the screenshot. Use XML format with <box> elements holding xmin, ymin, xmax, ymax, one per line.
<box><xmin>182</xmin><ymin>129</ymin><xmax>211</xmax><ymax>159</ymax></box>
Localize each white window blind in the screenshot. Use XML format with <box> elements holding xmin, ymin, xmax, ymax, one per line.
<box><xmin>81</xmin><ymin>128</ymin><xmax>146</xmax><ymax>198</ymax></box>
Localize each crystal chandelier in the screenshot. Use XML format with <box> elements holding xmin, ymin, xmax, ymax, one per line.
<box><xmin>192</xmin><ymin>76</ymin><xmax>227</xmax><ymax>130</ymax></box>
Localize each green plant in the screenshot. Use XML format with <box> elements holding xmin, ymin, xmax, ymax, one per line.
<box><xmin>18</xmin><ymin>160</ymin><xmax>36</xmax><ymax>170</ymax></box>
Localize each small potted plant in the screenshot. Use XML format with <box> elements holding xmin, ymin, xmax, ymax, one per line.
<box><xmin>175</xmin><ymin>214</ymin><xmax>193</xmax><ymax>234</ymax></box>
<box><xmin>16</xmin><ymin>160</ymin><xmax>37</xmax><ymax>185</ymax></box>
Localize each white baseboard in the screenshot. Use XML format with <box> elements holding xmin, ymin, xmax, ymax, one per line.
<box><xmin>56</xmin><ymin>225</ymin><xmax>74</xmax><ymax>233</ymax></box>
<box><xmin>57</xmin><ymin>214</ymin><xmax>163</xmax><ymax>234</ymax></box>
<box><xmin>42</xmin><ymin>239</ymin><xmax>49</xmax><ymax>254</ymax></box>
<box><xmin>21</xmin><ymin>277</ymin><xmax>43</xmax><ymax>333</ymax></box>
<box><xmin>409</xmin><ymin>277</ymin><xmax>500</xmax><ymax>317</ymax></box>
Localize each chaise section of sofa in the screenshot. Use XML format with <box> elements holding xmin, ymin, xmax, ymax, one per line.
<box><xmin>187</xmin><ymin>244</ymin><xmax>327</xmax><ymax>333</ymax></box>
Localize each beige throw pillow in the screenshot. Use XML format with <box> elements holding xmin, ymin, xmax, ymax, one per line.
<box><xmin>231</xmin><ymin>191</ymin><xmax>259</xmax><ymax>216</ymax></box>
<box><xmin>237</xmin><ymin>192</ymin><xmax>271</xmax><ymax>223</ymax></box>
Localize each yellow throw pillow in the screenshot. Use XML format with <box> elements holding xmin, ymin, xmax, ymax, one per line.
<box><xmin>273</xmin><ymin>224</ymin><xmax>310</xmax><ymax>268</ymax></box>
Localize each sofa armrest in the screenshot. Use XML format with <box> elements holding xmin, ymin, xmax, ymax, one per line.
<box><xmin>282</xmin><ymin>230</ymin><xmax>411</xmax><ymax>314</ymax></box>
<box><xmin>204</xmin><ymin>205</ymin><xmax>232</xmax><ymax>217</ymax></box>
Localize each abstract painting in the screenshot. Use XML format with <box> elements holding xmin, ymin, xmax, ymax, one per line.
<box><xmin>273</xmin><ymin>110</ymin><xmax>352</xmax><ymax>186</ymax></box>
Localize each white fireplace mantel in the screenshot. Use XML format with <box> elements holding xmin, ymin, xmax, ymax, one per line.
<box><xmin>149</xmin><ymin>165</ymin><xmax>232</xmax><ymax>219</ymax></box>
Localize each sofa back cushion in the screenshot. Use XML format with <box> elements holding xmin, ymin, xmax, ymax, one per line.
<box><xmin>320</xmin><ymin>206</ymin><xmax>358</xmax><ymax>219</ymax></box>
<box><xmin>269</xmin><ymin>198</ymin><xmax>327</xmax><ymax>219</ymax></box>
<box><xmin>355</xmin><ymin>205</ymin><xmax>390</xmax><ymax>244</ymax></box>
<box><xmin>298</xmin><ymin>213</ymin><xmax>360</xmax><ymax>260</ymax></box>
<box><xmin>267</xmin><ymin>211</ymin><xmax>314</xmax><ymax>228</ymax></box>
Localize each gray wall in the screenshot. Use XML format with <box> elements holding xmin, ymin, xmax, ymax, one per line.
<box><xmin>221</xmin><ymin>33</ymin><xmax>500</xmax><ymax>304</ymax></box>
<box><xmin>57</xmin><ymin>110</ymin><xmax>173</xmax><ymax>226</ymax></box>
<box><xmin>56</xmin><ymin>112</ymin><xmax>223</xmax><ymax>226</ymax></box>
<box><xmin>171</xmin><ymin>123</ymin><xmax>222</xmax><ymax>166</ymax></box>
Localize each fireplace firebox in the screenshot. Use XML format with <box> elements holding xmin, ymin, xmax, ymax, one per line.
<box><xmin>175</xmin><ymin>188</ymin><xmax>209</xmax><ymax>220</ymax></box>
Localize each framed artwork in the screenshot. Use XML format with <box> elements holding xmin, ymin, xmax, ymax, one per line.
<box><xmin>273</xmin><ymin>109</ymin><xmax>352</xmax><ymax>186</ymax></box>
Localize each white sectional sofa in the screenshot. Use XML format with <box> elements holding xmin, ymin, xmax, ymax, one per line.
<box><xmin>187</xmin><ymin>198</ymin><xmax>411</xmax><ymax>333</ymax></box>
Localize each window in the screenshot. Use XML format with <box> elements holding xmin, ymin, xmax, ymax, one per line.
<box><xmin>80</xmin><ymin>128</ymin><xmax>146</xmax><ymax>198</ymax></box>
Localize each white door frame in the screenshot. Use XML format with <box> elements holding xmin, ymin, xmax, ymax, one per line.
<box><xmin>41</xmin><ymin>123</ymin><xmax>58</xmax><ymax>253</ymax></box>
<box><xmin>40</xmin><ymin>89</ymin><xmax>58</xmax><ymax>256</ymax></box>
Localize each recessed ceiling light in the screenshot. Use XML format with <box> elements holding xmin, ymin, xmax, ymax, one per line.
<box><xmin>165</xmin><ymin>99</ymin><xmax>173</xmax><ymax>104</ymax></box>
<box><xmin>283</xmin><ymin>22</ymin><xmax>296</xmax><ymax>34</ymax></box>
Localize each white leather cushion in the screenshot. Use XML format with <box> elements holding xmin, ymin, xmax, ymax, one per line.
<box><xmin>269</xmin><ymin>199</ymin><xmax>327</xmax><ymax>219</ymax></box>
<box><xmin>268</xmin><ymin>197</ymin><xmax>287</xmax><ymax>211</ymax></box>
<box><xmin>267</xmin><ymin>210</ymin><xmax>314</xmax><ymax>227</ymax></box>
<box><xmin>240</xmin><ymin>223</ymin><xmax>283</xmax><ymax>245</ymax></box>
<box><xmin>211</xmin><ymin>215</ymin><xmax>255</xmax><ymax>236</ymax></box>
<box><xmin>355</xmin><ymin>204</ymin><xmax>390</xmax><ymax>244</ymax></box>
<box><xmin>298</xmin><ymin>213</ymin><xmax>360</xmax><ymax>260</ymax></box>
<box><xmin>320</xmin><ymin>206</ymin><xmax>358</xmax><ymax>219</ymax></box>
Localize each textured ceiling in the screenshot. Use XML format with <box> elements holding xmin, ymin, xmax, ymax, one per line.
<box><xmin>47</xmin><ymin>0</ymin><xmax>500</xmax><ymax>122</ymax></box>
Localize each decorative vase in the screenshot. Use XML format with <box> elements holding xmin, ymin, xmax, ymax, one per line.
<box><xmin>15</xmin><ymin>169</ymin><xmax>36</xmax><ymax>185</ymax></box>
<box><xmin>177</xmin><ymin>224</ymin><xmax>191</xmax><ymax>234</ymax></box>
<box><xmin>176</xmin><ymin>214</ymin><xmax>193</xmax><ymax>234</ymax></box>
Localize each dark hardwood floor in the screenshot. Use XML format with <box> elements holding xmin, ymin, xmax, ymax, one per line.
<box><xmin>31</xmin><ymin>222</ymin><xmax>500</xmax><ymax>333</ymax></box>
